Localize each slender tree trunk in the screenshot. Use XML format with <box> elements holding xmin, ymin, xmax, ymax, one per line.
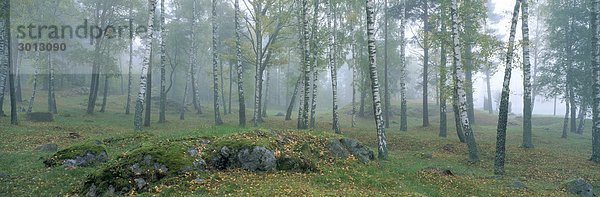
<box><xmin>126</xmin><ymin>14</ymin><xmax>133</xmax><ymax>115</ymax></box>
<box><xmin>570</xmin><ymin>91</ymin><xmax>577</xmax><ymax>133</ymax></box>
<box><xmin>439</xmin><ymin>7</ymin><xmax>447</xmax><ymax>138</ymax></box>
<box><xmin>399</xmin><ymin>0</ymin><xmax>407</xmax><ymax>131</ymax></box>
<box><xmin>144</xmin><ymin>47</ymin><xmax>153</xmax><ymax>127</ymax></box>
<box><xmin>212</xmin><ymin>0</ymin><xmax>223</xmax><ymax>125</ymax></box>
<box><xmin>563</xmin><ymin>92</ymin><xmax>570</xmax><ymax>139</ymax></box>
<box><xmin>100</xmin><ymin>75</ymin><xmax>109</xmax><ymax>112</ymax></box>
<box><xmin>228</xmin><ymin>61</ymin><xmax>233</xmax><ymax>115</ymax></box>
<box><xmin>309</xmin><ymin>68</ymin><xmax>317</xmax><ymax>128</ymax></box>
<box><xmin>309</xmin><ymin>0</ymin><xmax>320</xmax><ymax>129</ymax></box>
<box><xmin>6</xmin><ymin>0</ymin><xmax>15</xmax><ymax>125</ymax></box>
<box><xmin>522</xmin><ymin>0</ymin><xmax>533</xmax><ymax>148</ymax></box>
<box><xmin>422</xmin><ymin>0</ymin><xmax>430</xmax><ymax>128</ymax></box>
<box><xmin>134</xmin><ymin>0</ymin><xmax>156</xmax><ymax>131</ymax></box>
<box><xmin>328</xmin><ymin>0</ymin><xmax>340</xmax><ymax>133</ymax></box>
<box><xmin>180</xmin><ymin>74</ymin><xmax>189</xmax><ymax>120</ymax></box>
<box><xmin>47</xmin><ymin>53</ymin><xmax>57</xmax><ymax>114</ymax></box>
<box><xmin>0</xmin><ymin>22</ymin><xmax>7</xmax><ymax>116</ymax></box>
<box><xmin>359</xmin><ymin>76</ymin><xmax>366</xmax><ymax>117</ymax></box>
<box><xmin>383</xmin><ymin>0</ymin><xmax>390</xmax><ymax>129</ymax></box>
<box><xmin>262</xmin><ymin>68</ymin><xmax>270</xmax><ymax>118</ymax></box>
<box><xmin>220</xmin><ymin>57</ymin><xmax>227</xmax><ymax>116</ymax></box>
<box><xmin>591</xmin><ymin>0</ymin><xmax>600</xmax><ymax>163</ymax></box>
<box><xmin>190</xmin><ymin>1</ymin><xmax>201</xmax><ymax>115</ymax></box>
<box><xmin>159</xmin><ymin>0</ymin><xmax>167</xmax><ymax>123</ymax></box>
<box><xmin>286</xmin><ymin>77</ymin><xmax>301</xmax><ymax>121</ymax></box>
<box><xmin>298</xmin><ymin>0</ymin><xmax>311</xmax><ymax>129</ymax></box>
<box><xmin>235</xmin><ymin>0</ymin><xmax>246</xmax><ymax>127</ymax></box>
<box><xmin>367</xmin><ymin>0</ymin><xmax>388</xmax><ymax>160</ymax></box>
<box><xmin>14</xmin><ymin>49</ymin><xmax>20</xmax><ymax>102</ymax></box>
<box><xmin>577</xmin><ymin>105</ymin><xmax>586</xmax><ymax>134</ymax></box>
<box><xmin>495</xmin><ymin>0</ymin><xmax>520</xmax><ymax>175</ymax></box>
<box><xmin>352</xmin><ymin>65</ymin><xmax>357</xmax><ymax>128</ymax></box>
<box><xmin>451</xmin><ymin>0</ymin><xmax>479</xmax><ymax>163</ymax></box>
<box><xmin>486</xmin><ymin>68</ymin><xmax>493</xmax><ymax>114</ymax></box>
<box><xmin>27</xmin><ymin>68</ymin><xmax>38</xmax><ymax>113</ymax></box>
<box><xmin>253</xmin><ymin>2</ymin><xmax>263</xmax><ymax>127</ymax></box>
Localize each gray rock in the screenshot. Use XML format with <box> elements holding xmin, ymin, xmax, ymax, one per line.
<box><xmin>340</xmin><ymin>138</ymin><xmax>375</xmax><ymax>163</ymax></box>
<box><xmin>565</xmin><ymin>178</ymin><xmax>594</xmax><ymax>196</ymax></box>
<box><xmin>134</xmin><ymin>178</ymin><xmax>147</xmax><ymax>190</ymax></box>
<box><xmin>211</xmin><ymin>146</ymin><xmax>237</xmax><ymax>170</ymax></box>
<box><xmin>38</xmin><ymin>144</ymin><xmax>59</xmax><ymax>152</ymax></box>
<box><xmin>194</xmin><ymin>178</ymin><xmax>204</xmax><ymax>183</ymax></box>
<box><xmin>237</xmin><ymin>146</ymin><xmax>277</xmax><ymax>171</ymax></box>
<box><xmin>143</xmin><ymin>155</ymin><xmax>153</xmax><ymax>165</ymax></box>
<box><xmin>63</xmin><ymin>151</ymin><xmax>108</xmax><ymax>167</ymax></box>
<box><xmin>187</xmin><ymin>147</ymin><xmax>199</xmax><ymax>157</ymax></box>
<box><xmin>511</xmin><ymin>180</ymin><xmax>527</xmax><ymax>189</ymax></box>
<box><xmin>275</xmin><ymin>112</ymin><xmax>285</xmax><ymax>116</ymax></box>
<box><xmin>0</xmin><ymin>172</ymin><xmax>9</xmax><ymax>178</ymax></box>
<box><xmin>328</xmin><ymin>139</ymin><xmax>350</xmax><ymax>159</ymax></box>
<box><xmin>193</xmin><ymin>159</ymin><xmax>206</xmax><ymax>170</ymax></box>
<box><xmin>153</xmin><ymin>163</ymin><xmax>168</xmax><ymax>174</ymax></box>
<box><xmin>130</xmin><ymin>163</ymin><xmax>142</xmax><ymax>175</ymax></box>
<box><xmin>86</xmin><ymin>183</ymin><xmax>97</xmax><ymax>197</ymax></box>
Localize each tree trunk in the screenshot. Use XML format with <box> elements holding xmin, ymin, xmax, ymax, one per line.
<box><xmin>577</xmin><ymin>105</ymin><xmax>586</xmax><ymax>134</ymax></box>
<box><xmin>220</xmin><ymin>57</ymin><xmax>227</xmax><ymax>116</ymax></box>
<box><xmin>494</xmin><ymin>0</ymin><xmax>520</xmax><ymax>175</ymax></box>
<box><xmin>190</xmin><ymin>1</ymin><xmax>201</xmax><ymax>115</ymax></box>
<box><xmin>100</xmin><ymin>75</ymin><xmax>109</xmax><ymax>112</ymax></box>
<box><xmin>399</xmin><ymin>0</ymin><xmax>407</xmax><ymax>131</ymax></box>
<box><xmin>126</xmin><ymin>15</ymin><xmax>133</xmax><ymax>115</ymax></box>
<box><xmin>134</xmin><ymin>0</ymin><xmax>156</xmax><ymax>131</ymax></box>
<box><xmin>212</xmin><ymin>0</ymin><xmax>223</xmax><ymax>125</ymax></box>
<box><xmin>235</xmin><ymin>0</ymin><xmax>246</xmax><ymax>125</ymax></box>
<box><xmin>309</xmin><ymin>0</ymin><xmax>320</xmax><ymax>129</ymax></box>
<box><xmin>180</xmin><ymin>73</ymin><xmax>189</xmax><ymax>120</ymax></box>
<box><xmin>360</xmin><ymin>76</ymin><xmax>367</xmax><ymax>117</ymax></box>
<box><xmin>486</xmin><ymin>68</ymin><xmax>493</xmax><ymax>114</ymax></box>
<box><xmin>451</xmin><ymin>0</ymin><xmax>479</xmax><ymax>163</ymax></box>
<box><xmin>286</xmin><ymin>77</ymin><xmax>301</xmax><ymax>121</ymax></box>
<box><xmin>352</xmin><ymin>64</ymin><xmax>357</xmax><ymax>128</ymax></box>
<box><xmin>439</xmin><ymin>7</ymin><xmax>447</xmax><ymax>138</ymax></box>
<box><xmin>262</xmin><ymin>68</ymin><xmax>270</xmax><ymax>118</ymax></box>
<box><xmin>228</xmin><ymin>62</ymin><xmax>233</xmax><ymax>115</ymax></box>
<box><xmin>298</xmin><ymin>0</ymin><xmax>311</xmax><ymax>129</ymax></box>
<box><xmin>47</xmin><ymin>53</ymin><xmax>57</xmax><ymax>114</ymax></box>
<box><xmin>562</xmin><ymin>91</ymin><xmax>570</xmax><ymax>139</ymax></box>
<box><xmin>6</xmin><ymin>0</ymin><xmax>15</xmax><ymax>125</ymax></box>
<box><xmin>0</xmin><ymin>22</ymin><xmax>6</xmax><ymax>116</ymax></box>
<box><xmin>367</xmin><ymin>0</ymin><xmax>388</xmax><ymax>160</ymax></box>
<box><xmin>27</xmin><ymin>68</ymin><xmax>38</xmax><ymax>113</ymax></box>
<box><xmin>591</xmin><ymin>0</ymin><xmax>600</xmax><ymax>163</ymax></box>
<box><xmin>383</xmin><ymin>0</ymin><xmax>390</xmax><ymax>129</ymax></box>
<box><xmin>159</xmin><ymin>0</ymin><xmax>167</xmax><ymax>123</ymax></box>
<box><xmin>422</xmin><ymin>0</ymin><xmax>430</xmax><ymax>128</ymax></box>
<box><xmin>328</xmin><ymin>0</ymin><xmax>340</xmax><ymax>133</ymax></box>
<box><xmin>144</xmin><ymin>47</ymin><xmax>153</xmax><ymax>127</ymax></box>
<box><xmin>521</xmin><ymin>0</ymin><xmax>533</xmax><ymax>148</ymax></box>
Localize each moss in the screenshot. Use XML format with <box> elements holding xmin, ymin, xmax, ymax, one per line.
<box><xmin>43</xmin><ymin>143</ymin><xmax>107</xmax><ymax>167</ymax></box>
<box><xmin>82</xmin><ymin>141</ymin><xmax>201</xmax><ymax>195</ymax></box>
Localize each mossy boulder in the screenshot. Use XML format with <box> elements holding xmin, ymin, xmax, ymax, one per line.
<box><xmin>81</xmin><ymin>141</ymin><xmax>207</xmax><ymax>196</ymax></box>
<box><xmin>43</xmin><ymin>143</ymin><xmax>107</xmax><ymax>167</ymax></box>
<box><xmin>561</xmin><ymin>178</ymin><xmax>594</xmax><ymax>196</ymax></box>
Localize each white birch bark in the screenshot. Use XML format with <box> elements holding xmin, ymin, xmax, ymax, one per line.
<box><xmin>366</xmin><ymin>0</ymin><xmax>388</xmax><ymax>160</ymax></box>
<box><xmin>451</xmin><ymin>0</ymin><xmax>479</xmax><ymax>163</ymax></box>
<box><xmin>212</xmin><ymin>0</ymin><xmax>223</xmax><ymax>125</ymax></box>
<box><xmin>399</xmin><ymin>0</ymin><xmax>408</xmax><ymax>131</ymax></box>
<box><xmin>159</xmin><ymin>0</ymin><xmax>167</xmax><ymax>123</ymax></box>
<box><xmin>495</xmin><ymin>0</ymin><xmax>520</xmax><ymax>175</ymax></box>
<box><xmin>134</xmin><ymin>0</ymin><xmax>157</xmax><ymax>131</ymax></box>
<box><xmin>235</xmin><ymin>0</ymin><xmax>246</xmax><ymax>127</ymax></box>
<box><xmin>521</xmin><ymin>0</ymin><xmax>533</xmax><ymax>148</ymax></box>
<box><xmin>591</xmin><ymin>0</ymin><xmax>600</xmax><ymax>163</ymax></box>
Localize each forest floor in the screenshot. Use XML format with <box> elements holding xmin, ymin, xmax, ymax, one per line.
<box><xmin>0</xmin><ymin>93</ymin><xmax>599</xmax><ymax>196</ymax></box>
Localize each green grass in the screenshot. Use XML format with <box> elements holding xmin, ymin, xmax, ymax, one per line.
<box><xmin>0</xmin><ymin>91</ymin><xmax>599</xmax><ymax>196</ymax></box>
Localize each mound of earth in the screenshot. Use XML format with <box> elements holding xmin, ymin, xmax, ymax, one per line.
<box><xmin>80</xmin><ymin>130</ymin><xmax>374</xmax><ymax>196</ymax></box>
<box><xmin>43</xmin><ymin>143</ymin><xmax>107</xmax><ymax>167</ymax></box>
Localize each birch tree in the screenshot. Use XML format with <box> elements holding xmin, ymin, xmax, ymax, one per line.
<box><xmin>125</xmin><ymin>8</ymin><xmax>134</xmax><ymax>115</ymax></box>
<box><xmin>522</xmin><ymin>0</ymin><xmax>534</xmax><ymax>149</ymax></box>
<box><xmin>399</xmin><ymin>0</ymin><xmax>408</xmax><ymax>132</ymax></box>
<box><xmin>212</xmin><ymin>0</ymin><xmax>223</xmax><ymax>125</ymax></box>
<box><xmin>326</xmin><ymin>0</ymin><xmax>340</xmax><ymax>133</ymax></box>
<box><xmin>1</xmin><ymin>0</ymin><xmax>15</xmax><ymax>124</ymax></box>
<box><xmin>591</xmin><ymin>0</ymin><xmax>600</xmax><ymax>163</ymax></box>
<box><xmin>159</xmin><ymin>0</ymin><xmax>167</xmax><ymax>123</ymax></box>
<box><xmin>494</xmin><ymin>0</ymin><xmax>520</xmax><ymax>175</ymax></box>
<box><xmin>298</xmin><ymin>0</ymin><xmax>311</xmax><ymax>129</ymax></box>
<box><xmin>366</xmin><ymin>0</ymin><xmax>388</xmax><ymax>160</ymax></box>
<box><xmin>451</xmin><ymin>0</ymin><xmax>479</xmax><ymax>163</ymax></box>
<box><xmin>134</xmin><ymin>0</ymin><xmax>157</xmax><ymax>131</ymax></box>
<box><xmin>235</xmin><ymin>0</ymin><xmax>246</xmax><ymax>127</ymax></box>
<box><xmin>27</xmin><ymin>66</ymin><xmax>38</xmax><ymax>113</ymax></box>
